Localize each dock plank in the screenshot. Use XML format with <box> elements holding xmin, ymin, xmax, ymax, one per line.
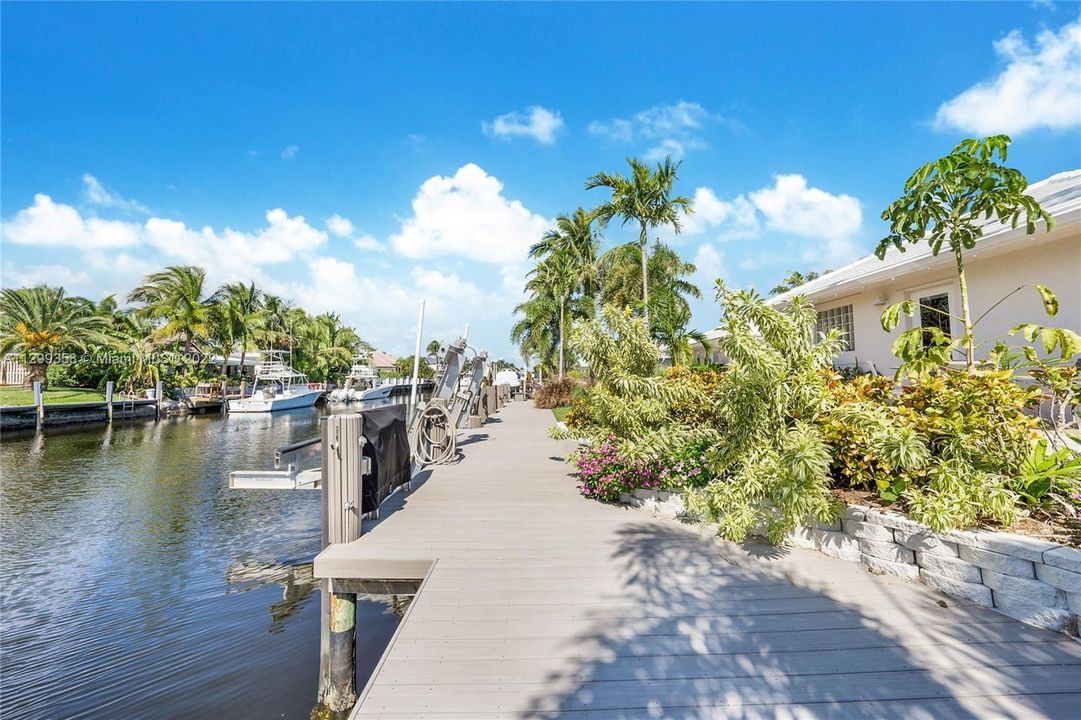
<box><xmin>313</xmin><ymin>401</ymin><xmax>1081</xmax><ymax>719</ymax></box>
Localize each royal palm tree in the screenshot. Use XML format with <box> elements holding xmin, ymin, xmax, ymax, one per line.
<box><xmin>530</xmin><ymin>208</ymin><xmax>601</xmax><ymax>316</ymax></box>
<box><xmin>0</xmin><ymin>286</ymin><xmax>117</xmax><ymax>389</ymax></box>
<box><xmin>127</xmin><ymin>266</ymin><xmax>212</xmax><ymax>356</ymax></box>
<box><xmin>586</xmin><ymin>157</ymin><xmax>693</xmax><ymax>326</ymax></box>
<box><xmin>526</xmin><ymin>252</ymin><xmax>579</xmax><ymax>378</ymax></box>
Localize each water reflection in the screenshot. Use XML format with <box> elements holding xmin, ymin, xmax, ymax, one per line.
<box><xmin>0</xmin><ymin>399</ymin><xmax>411</xmax><ymax>719</ymax></box>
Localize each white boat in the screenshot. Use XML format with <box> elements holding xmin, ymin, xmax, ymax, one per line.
<box><xmin>329</xmin><ymin>352</ymin><xmax>381</xmax><ymax>403</ymax></box>
<box><xmin>357</xmin><ymin>382</ymin><xmax>395</xmax><ymax>401</ymax></box>
<box><xmin>228</xmin><ymin>352</ymin><xmax>323</xmax><ymax>413</ymax></box>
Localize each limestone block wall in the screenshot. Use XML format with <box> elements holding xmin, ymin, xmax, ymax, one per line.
<box><xmin>621</xmin><ymin>490</ymin><xmax>1081</xmax><ymax>640</ymax></box>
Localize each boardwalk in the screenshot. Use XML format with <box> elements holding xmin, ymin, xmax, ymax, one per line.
<box><xmin>314</xmin><ymin>401</ymin><xmax>1081</xmax><ymax>719</ymax></box>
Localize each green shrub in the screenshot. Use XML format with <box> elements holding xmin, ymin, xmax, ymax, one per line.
<box><xmin>551</xmin><ymin>306</ymin><xmax>721</xmax><ymax>460</ymax></box>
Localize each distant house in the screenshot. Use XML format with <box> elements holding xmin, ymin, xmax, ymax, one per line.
<box><xmin>207</xmin><ymin>351</ymin><xmax>263</xmax><ymax>378</ymax></box>
<box><xmin>692</xmin><ymin>170</ymin><xmax>1081</xmax><ymax>373</ymax></box>
<box><xmin>370</xmin><ymin>351</ymin><xmax>398</xmax><ymax>374</ymax></box>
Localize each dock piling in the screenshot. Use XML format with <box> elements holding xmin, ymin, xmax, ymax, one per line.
<box><xmin>105</xmin><ymin>381</ymin><xmax>114</xmax><ymax>423</ymax></box>
<box><xmin>317</xmin><ymin>414</ymin><xmax>366</xmax><ymax>712</ymax></box>
<box><xmin>33</xmin><ymin>381</ymin><xmax>44</xmax><ymax>427</ymax></box>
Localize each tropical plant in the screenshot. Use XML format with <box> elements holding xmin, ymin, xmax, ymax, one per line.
<box><xmin>426</xmin><ymin>339</ymin><xmax>441</xmax><ymax>355</ymax></box>
<box><xmin>553</xmin><ymin>305</ymin><xmax>720</xmax><ymax>459</ymax></box>
<box><xmin>526</xmin><ymin>251</ymin><xmax>579</xmax><ymax>377</ymax></box>
<box><xmin>127</xmin><ymin>265</ymin><xmax>213</xmax><ymax>356</ymax></box>
<box><xmin>683</xmin><ymin>283</ymin><xmax>847</xmax><ymax>542</ymax></box>
<box><xmin>215</xmin><ymin>281</ymin><xmax>264</xmax><ymax>374</ymax></box>
<box><xmin>0</xmin><ymin>286</ymin><xmax>117</xmax><ymax>389</ymax></box>
<box><xmin>530</xmin><ymin>207</ymin><xmax>601</xmax><ymax>313</ymax></box>
<box><xmin>533</xmin><ymin>377</ymin><xmax>578</xmax><ymax>409</ymax></box>
<box><xmin>600</xmin><ymin>241</ymin><xmax>701</xmax><ymax>324</ymax></box>
<box><xmin>650</xmin><ymin>290</ymin><xmax>708</xmax><ymax>366</ymax></box>
<box><xmin>770</xmin><ymin>269</ymin><xmax>826</xmax><ymax>296</ymax></box>
<box><xmin>876</xmin><ymin>136</ymin><xmax>1058</xmax><ymax>371</ymax></box>
<box><xmin>587</xmin><ymin>157</ymin><xmax>693</xmax><ymax>327</ymax></box>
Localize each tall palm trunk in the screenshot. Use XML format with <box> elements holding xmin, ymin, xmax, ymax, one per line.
<box><xmin>558</xmin><ymin>297</ymin><xmax>565</xmax><ymax>379</ymax></box>
<box><xmin>639</xmin><ymin>222</ymin><xmax>650</xmax><ymax>328</ymax></box>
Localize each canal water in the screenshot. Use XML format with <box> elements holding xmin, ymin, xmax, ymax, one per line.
<box><xmin>0</xmin><ymin>402</ymin><xmax>408</xmax><ymax>719</ymax></box>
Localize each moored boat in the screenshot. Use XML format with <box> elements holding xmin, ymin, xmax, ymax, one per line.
<box><xmin>227</xmin><ymin>352</ymin><xmax>323</xmax><ymax>413</ymax></box>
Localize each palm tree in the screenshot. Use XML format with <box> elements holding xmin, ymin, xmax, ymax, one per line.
<box><xmin>127</xmin><ymin>266</ymin><xmax>212</xmax><ymax>356</ymax></box>
<box><xmin>601</xmin><ymin>242</ymin><xmax>701</xmax><ymax>328</ymax></box>
<box><xmin>586</xmin><ymin>157</ymin><xmax>693</xmax><ymax>326</ymax></box>
<box><xmin>530</xmin><ymin>208</ymin><xmax>601</xmax><ymax>316</ymax></box>
<box><xmin>770</xmin><ymin>270</ymin><xmax>825</xmax><ymax>296</ymax></box>
<box><xmin>650</xmin><ymin>291</ymin><xmax>709</xmax><ymax>366</ymax></box>
<box><xmin>526</xmin><ymin>252</ymin><xmax>578</xmax><ymax>378</ymax></box>
<box><xmin>214</xmin><ymin>282</ymin><xmax>264</xmax><ymax>376</ymax></box>
<box><xmin>0</xmin><ymin>286</ymin><xmax>116</xmax><ymax>389</ymax></box>
<box><xmin>426</xmin><ymin>339</ymin><xmax>441</xmax><ymax>355</ymax></box>
<box><xmin>296</xmin><ymin>312</ymin><xmax>361</xmax><ymax>381</ymax></box>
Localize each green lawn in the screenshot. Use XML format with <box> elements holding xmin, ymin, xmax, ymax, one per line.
<box><xmin>0</xmin><ymin>386</ymin><xmax>106</xmax><ymax>406</ymax></box>
<box><xmin>551</xmin><ymin>406</ymin><xmax>571</xmax><ymax>423</ymax></box>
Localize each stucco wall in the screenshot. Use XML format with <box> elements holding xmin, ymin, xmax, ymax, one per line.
<box><xmin>813</xmin><ymin>228</ymin><xmax>1080</xmax><ymax>374</ymax></box>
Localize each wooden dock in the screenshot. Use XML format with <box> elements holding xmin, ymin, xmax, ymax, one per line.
<box><xmin>314</xmin><ymin>401</ymin><xmax>1081</xmax><ymax>719</ymax></box>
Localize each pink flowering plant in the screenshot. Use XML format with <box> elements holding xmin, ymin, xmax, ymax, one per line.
<box><xmin>574</xmin><ymin>436</ymin><xmax>711</xmax><ymax>502</ymax></box>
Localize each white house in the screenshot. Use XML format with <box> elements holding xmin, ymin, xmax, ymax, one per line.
<box><xmin>693</xmin><ymin>170</ymin><xmax>1081</xmax><ymax>373</ymax></box>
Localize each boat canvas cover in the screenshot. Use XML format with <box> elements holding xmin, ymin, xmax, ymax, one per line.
<box><xmin>361</xmin><ymin>405</ymin><xmax>412</xmax><ymax>513</ymax></box>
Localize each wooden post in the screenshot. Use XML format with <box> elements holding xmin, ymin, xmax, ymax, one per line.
<box><xmin>318</xmin><ymin>414</ymin><xmax>366</xmax><ymax>712</ymax></box>
<box><xmin>155</xmin><ymin>380</ymin><xmax>164</xmax><ymax>420</ymax></box>
<box><xmin>105</xmin><ymin>381</ymin><xmax>114</xmax><ymax>423</ymax></box>
<box><xmin>33</xmin><ymin>381</ymin><xmax>44</xmax><ymax>427</ymax></box>
<box><xmin>221</xmin><ymin>380</ymin><xmax>228</xmax><ymax>414</ymax></box>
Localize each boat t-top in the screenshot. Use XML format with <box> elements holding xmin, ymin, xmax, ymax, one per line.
<box><xmin>228</xmin><ymin>351</ymin><xmax>323</xmax><ymax>413</ymax></box>
<box><xmin>328</xmin><ymin>351</ymin><xmax>380</xmax><ymax>402</ymax></box>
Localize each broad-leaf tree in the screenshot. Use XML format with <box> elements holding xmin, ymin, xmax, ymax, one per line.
<box><xmin>587</xmin><ymin>157</ymin><xmax>693</xmax><ymax>327</ymax></box>
<box><xmin>877</xmin><ymin>136</ymin><xmax>1056</xmax><ymax>371</ymax></box>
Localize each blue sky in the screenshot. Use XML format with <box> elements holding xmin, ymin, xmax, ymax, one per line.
<box><xmin>3</xmin><ymin>2</ymin><xmax>1079</xmax><ymax>362</ymax></box>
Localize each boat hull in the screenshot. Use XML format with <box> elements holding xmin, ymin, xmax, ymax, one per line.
<box><xmin>227</xmin><ymin>388</ymin><xmax>323</xmax><ymax>413</ymax></box>
<box><xmin>357</xmin><ymin>384</ymin><xmax>395</xmax><ymax>401</ymax></box>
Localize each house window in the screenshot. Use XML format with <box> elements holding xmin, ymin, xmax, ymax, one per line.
<box><xmin>816</xmin><ymin>305</ymin><xmax>855</xmax><ymax>351</ymax></box>
<box><xmin>918</xmin><ymin>292</ymin><xmax>951</xmax><ymax>347</ymax></box>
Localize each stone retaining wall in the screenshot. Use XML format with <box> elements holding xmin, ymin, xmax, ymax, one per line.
<box><xmin>621</xmin><ymin>489</ymin><xmax>1081</xmax><ymax>640</ymax></box>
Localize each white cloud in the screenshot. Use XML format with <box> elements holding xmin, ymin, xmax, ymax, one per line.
<box><xmin>683</xmin><ymin>188</ymin><xmax>760</xmax><ymax>241</ymax></box>
<box><xmin>680</xmin><ymin>176</ymin><xmax>863</xmax><ymax>265</ymax></box>
<box><xmin>82</xmin><ymin>174</ymin><xmax>150</xmax><ymax>214</ymax></box>
<box><xmin>2</xmin><ymin>195</ymin><xmax>327</xmax><ymax>284</ymax></box>
<box><xmin>2</xmin><ymin>194</ymin><xmax>141</xmax><ymax>249</ymax></box>
<box><xmin>281</xmin><ymin>145</ymin><xmax>299</xmax><ymax>160</ymax></box>
<box><xmin>934</xmin><ymin>17</ymin><xmax>1081</xmax><ymax>135</ymax></box>
<box><xmin>749</xmin><ymin>174</ymin><xmax>863</xmax><ymax>264</ymax></box>
<box><xmin>389</xmin><ymin>163</ymin><xmax>551</xmax><ymax>264</ymax></box>
<box><xmin>285</xmin><ymin>259</ymin><xmax>507</xmax><ymax>355</ymax></box>
<box><xmin>691</xmin><ymin>243</ymin><xmax>727</xmax><ymax>295</ymax></box>
<box><xmin>482</xmin><ymin>106</ymin><xmax>564</xmax><ymax>144</ymax></box>
<box><xmin>589</xmin><ymin>100</ymin><xmax>740</xmax><ymax>160</ymax></box>
<box><xmin>326</xmin><ymin>214</ymin><xmax>354</xmax><ymax>237</ymax></box>
<box><xmin>325</xmin><ymin>214</ymin><xmax>384</xmax><ymax>252</ymax></box>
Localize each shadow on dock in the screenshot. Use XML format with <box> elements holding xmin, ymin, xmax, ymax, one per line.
<box><xmin>519</xmin><ymin>521</ymin><xmax>1080</xmax><ymax>719</ymax></box>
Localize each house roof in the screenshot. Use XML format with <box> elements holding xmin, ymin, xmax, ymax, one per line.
<box><xmin>767</xmin><ymin>169</ymin><xmax>1081</xmax><ymax>306</ymax></box>
<box><xmin>370</xmin><ymin>350</ymin><xmax>397</xmax><ymax>368</ymax></box>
